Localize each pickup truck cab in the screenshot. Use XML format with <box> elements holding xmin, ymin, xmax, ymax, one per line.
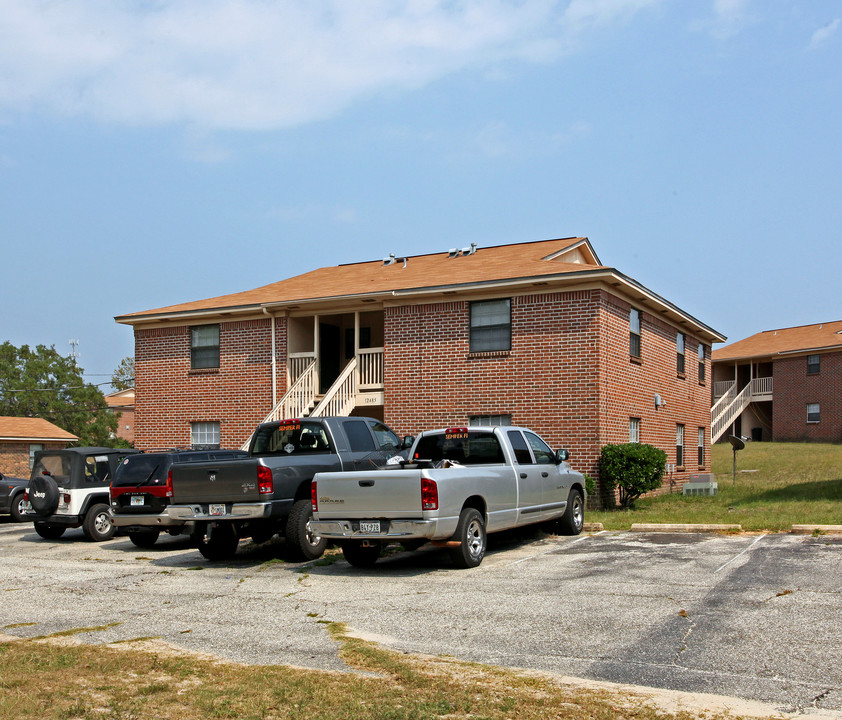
<box><xmin>166</xmin><ymin>417</ymin><xmax>411</xmax><ymax>561</ymax></box>
<box><xmin>23</xmin><ymin>447</ymin><xmax>141</xmax><ymax>541</ymax></box>
<box><xmin>310</xmin><ymin>426</ymin><xmax>585</xmax><ymax>568</ymax></box>
<box><xmin>108</xmin><ymin>449</ymin><xmax>249</xmax><ymax>547</ymax></box>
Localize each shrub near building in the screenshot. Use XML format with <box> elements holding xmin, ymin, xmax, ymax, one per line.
<box><xmin>600</xmin><ymin>443</ymin><xmax>667</xmax><ymax>508</ymax></box>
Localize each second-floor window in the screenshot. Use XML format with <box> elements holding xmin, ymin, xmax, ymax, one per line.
<box><xmin>676</xmin><ymin>332</ymin><xmax>685</xmax><ymax>375</ymax></box>
<box><xmin>470</xmin><ymin>299</ymin><xmax>511</xmax><ymax>353</ymax></box>
<box><xmin>807</xmin><ymin>403</ymin><xmax>821</xmax><ymax>423</ymax></box>
<box><xmin>191</xmin><ymin>324</ymin><xmax>220</xmax><ymax>369</ymax></box>
<box><xmin>807</xmin><ymin>354</ymin><xmax>820</xmax><ymax>375</ymax></box>
<box><xmin>698</xmin><ymin>344</ymin><xmax>706</xmax><ymax>384</ymax></box>
<box><xmin>630</xmin><ymin>308</ymin><xmax>641</xmax><ymax>358</ymax></box>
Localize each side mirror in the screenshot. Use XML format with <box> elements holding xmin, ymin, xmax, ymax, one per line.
<box><xmin>556</xmin><ymin>449</ymin><xmax>570</xmax><ymax>464</ymax></box>
<box><xmin>402</xmin><ymin>435</ymin><xmax>415</xmax><ymax>450</ymax></box>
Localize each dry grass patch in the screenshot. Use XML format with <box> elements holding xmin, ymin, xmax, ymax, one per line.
<box><xmin>0</xmin><ymin>624</ymin><xmax>753</xmax><ymax>720</ymax></box>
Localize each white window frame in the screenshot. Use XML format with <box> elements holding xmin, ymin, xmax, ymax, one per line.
<box><xmin>807</xmin><ymin>403</ymin><xmax>821</xmax><ymax>423</ymax></box>
<box><xmin>676</xmin><ymin>424</ymin><xmax>685</xmax><ymax>467</ymax></box>
<box><xmin>676</xmin><ymin>332</ymin><xmax>685</xmax><ymax>375</ymax></box>
<box><xmin>191</xmin><ymin>421</ymin><xmax>221</xmax><ymax>448</ymax></box>
<box><xmin>630</xmin><ymin>308</ymin><xmax>641</xmax><ymax>358</ymax></box>
<box><xmin>469</xmin><ymin>414</ymin><xmax>512</xmax><ymax>427</ymax></box>
<box><xmin>29</xmin><ymin>444</ymin><xmax>43</xmax><ymax>470</ymax></box>
<box><xmin>629</xmin><ymin>417</ymin><xmax>640</xmax><ymax>443</ymax></box>
<box><xmin>697</xmin><ymin>427</ymin><xmax>705</xmax><ymax>466</ymax></box>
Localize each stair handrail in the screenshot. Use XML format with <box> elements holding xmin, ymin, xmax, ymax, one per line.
<box><xmin>711</xmin><ymin>383</ymin><xmax>752</xmax><ymax>443</ymax></box>
<box><xmin>311</xmin><ymin>358</ymin><xmax>358</xmax><ymax>418</ymax></box>
<box><xmin>711</xmin><ymin>380</ymin><xmax>737</xmax><ymax>419</ymax></box>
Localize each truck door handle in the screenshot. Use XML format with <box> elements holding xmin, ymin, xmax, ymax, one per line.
<box><xmin>358</xmin><ymin>480</ymin><xmax>375</xmax><ymax>487</ymax></box>
<box><xmin>520</xmin><ymin>473</ymin><xmax>527</xmax><ymax>479</ymax></box>
<box><xmin>541</xmin><ymin>472</ymin><xmax>549</xmax><ymax>477</ymax></box>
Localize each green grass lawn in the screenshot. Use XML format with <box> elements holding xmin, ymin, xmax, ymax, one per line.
<box><xmin>587</xmin><ymin>442</ymin><xmax>842</xmax><ymax>531</ymax></box>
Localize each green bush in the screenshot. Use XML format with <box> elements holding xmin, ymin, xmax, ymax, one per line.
<box><xmin>599</xmin><ymin>443</ymin><xmax>667</xmax><ymax>508</ymax></box>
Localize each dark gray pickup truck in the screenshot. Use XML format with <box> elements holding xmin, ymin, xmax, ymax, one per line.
<box><xmin>166</xmin><ymin>417</ymin><xmax>411</xmax><ymax>561</ymax></box>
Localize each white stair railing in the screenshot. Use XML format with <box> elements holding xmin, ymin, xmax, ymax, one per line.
<box><xmin>358</xmin><ymin>347</ymin><xmax>384</xmax><ymax>389</ymax></box>
<box><xmin>711</xmin><ymin>380</ymin><xmax>737</xmax><ymax>419</ymax></box>
<box><xmin>711</xmin><ymin>383</ymin><xmax>752</xmax><ymax>443</ymax></box>
<box><xmin>311</xmin><ymin>358</ymin><xmax>357</xmax><ymax>418</ymax></box>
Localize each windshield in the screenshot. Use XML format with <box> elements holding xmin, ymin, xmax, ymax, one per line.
<box><xmin>112</xmin><ymin>454</ymin><xmax>168</xmax><ymax>488</ymax></box>
<box><xmin>30</xmin><ymin>454</ymin><xmax>72</xmax><ymax>484</ymax></box>
<box><xmin>251</xmin><ymin>420</ymin><xmax>331</xmax><ymax>455</ymax></box>
<box><xmin>412</xmin><ymin>431</ymin><xmax>505</xmax><ymax>465</ymax></box>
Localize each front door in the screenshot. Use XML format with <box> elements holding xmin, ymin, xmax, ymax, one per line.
<box><xmin>319</xmin><ymin>323</ymin><xmax>341</xmax><ymax>394</ymax></box>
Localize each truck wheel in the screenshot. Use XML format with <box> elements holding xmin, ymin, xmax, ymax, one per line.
<box><xmin>34</xmin><ymin>522</ymin><xmax>65</xmax><ymax>539</ymax></box>
<box><xmin>10</xmin><ymin>493</ymin><xmax>26</xmax><ymax>522</ymax></box>
<box><xmin>341</xmin><ymin>540</ymin><xmax>381</xmax><ymax>567</ymax></box>
<box><xmin>197</xmin><ymin>523</ymin><xmax>239</xmax><ymax>561</ymax></box>
<box><xmin>82</xmin><ymin>503</ymin><xmax>116</xmax><ymax>541</ymax></box>
<box><xmin>557</xmin><ymin>488</ymin><xmax>584</xmax><ymax>536</ymax></box>
<box><xmin>449</xmin><ymin>507</ymin><xmax>486</xmax><ymax>568</ymax></box>
<box><xmin>128</xmin><ymin>529</ymin><xmax>161</xmax><ymax>548</ymax></box>
<box><xmin>285</xmin><ymin>499</ymin><xmax>328</xmax><ymax>561</ymax></box>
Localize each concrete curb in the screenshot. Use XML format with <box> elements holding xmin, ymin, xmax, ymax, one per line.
<box><xmin>630</xmin><ymin>523</ymin><xmax>742</xmax><ymax>533</ymax></box>
<box><xmin>582</xmin><ymin>522</ymin><xmax>604</xmax><ymax>532</ymax></box>
<box><xmin>791</xmin><ymin>524</ymin><xmax>842</xmax><ymax>535</ymax></box>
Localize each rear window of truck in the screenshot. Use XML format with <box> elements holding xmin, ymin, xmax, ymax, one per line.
<box><xmin>413</xmin><ymin>431</ymin><xmax>505</xmax><ymax>465</ymax></box>
<box><xmin>251</xmin><ymin>420</ymin><xmax>332</xmax><ymax>455</ymax></box>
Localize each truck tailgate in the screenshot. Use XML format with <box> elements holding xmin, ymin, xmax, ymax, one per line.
<box><xmin>313</xmin><ymin>469</ymin><xmax>423</xmax><ymax>519</ymax></box>
<box><xmin>171</xmin><ymin>459</ymin><xmax>262</xmax><ymax>504</ymax></box>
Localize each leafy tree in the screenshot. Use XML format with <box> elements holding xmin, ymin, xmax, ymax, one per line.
<box><xmin>599</xmin><ymin>442</ymin><xmax>667</xmax><ymax>508</ymax></box>
<box><xmin>0</xmin><ymin>341</ymin><xmax>119</xmax><ymax>446</ymax></box>
<box><xmin>111</xmin><ymin>356</ymin><xmax>135</xmax><ymax>391</ymax></box>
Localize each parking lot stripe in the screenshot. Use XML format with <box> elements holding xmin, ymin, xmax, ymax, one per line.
<box><xmin>714</xmin><ymin>533</ymin><xmax>767</xmax><ymax>574</ymax></box>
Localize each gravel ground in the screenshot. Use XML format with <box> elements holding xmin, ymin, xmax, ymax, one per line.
<box><xmin>1</xmin><ymin>519</ymin><xmax>841</xmax><ymax>717</ymax></box>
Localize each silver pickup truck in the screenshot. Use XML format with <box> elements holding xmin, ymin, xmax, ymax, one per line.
<box><xmin>310</xmin><ymin>426</ymin><xmax>585</xmax><ymax>568</ymax></box>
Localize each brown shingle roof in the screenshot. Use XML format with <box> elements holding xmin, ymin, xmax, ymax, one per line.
<box><xmin>0</xmin><ymin>417</ymin><xmax>78</xmax><ymax>442</ymax></box>
<box><xmin>116</xmin><ymin>237</ymin><xmax>599</xmax><ymax>321</ymax></box>
<box><xmin>712</xmin><ymin>320</ymin><xmax>842</xmax><ymax>362</ymax></box>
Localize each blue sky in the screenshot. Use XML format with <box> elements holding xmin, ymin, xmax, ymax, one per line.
<box><xmin>1</xmin><ymin>0</ymin><xmax>840</xmax><ymax>388</ymax></box>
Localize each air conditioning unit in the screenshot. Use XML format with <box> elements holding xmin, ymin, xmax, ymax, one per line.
<box><xmin>683</xmin><ymin>473</ymin><xmax>718</xmax><ymax>496</ymax></box>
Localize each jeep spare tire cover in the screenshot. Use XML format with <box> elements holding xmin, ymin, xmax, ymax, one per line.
<box><xmin>29</xmin><ymin>474</ymin><xmax>60</xmax><ymax>516</ymax></box>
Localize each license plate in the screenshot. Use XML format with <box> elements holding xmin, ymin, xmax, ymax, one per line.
<box><xmin>209</xmin><ymin>503</ymin><xmax>226</xmax><ymax>516</ymax></box>
<box><xmin>359</xmin><ymin>521</ymin><xmax>381</xmax><ymax>533</ymax></box>
<box><xmin>130</xmin><ymin>496</ymin><xmax>144</xmax><ymax>506</ymax></box>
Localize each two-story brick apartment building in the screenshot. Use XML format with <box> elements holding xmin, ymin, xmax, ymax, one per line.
<box><xmin>116</xmin><ymin>237</ymin><xmax>724</xmax><ymax>492</ymax></box>
<box><xmin>712</xmin><ymin>320</ymin><xmax>842</xmax><ymax>443</ymax></box>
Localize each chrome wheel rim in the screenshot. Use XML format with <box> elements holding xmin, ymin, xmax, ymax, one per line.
<box><xmin>94</xmin><ymin>512</ymin><xmax>111</xmax><ymax>535</ymax></box>
<box><xmin>466</xmin><ymin>518</ymin><xmax>484</xmax><ymax>559</ymax></box>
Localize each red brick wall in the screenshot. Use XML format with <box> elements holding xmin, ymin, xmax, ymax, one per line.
<box><xmin>134</xmin><ymin>318</ymin><xmax>285</xmax><ymax>450</ymax></box>
<box><xmin>773</xmin><ymin>352</ymin><xmax>842</xmax><ymax>441</ymax></box>
<box><xmin>383</xmin><ymin>289</ymin><xmax>712</xmax><ymax>495</ymax></box>
<box><xmin>0</xmin><ymin>441</ymin><xmax>72</xmax><ymax>478</ymax></box>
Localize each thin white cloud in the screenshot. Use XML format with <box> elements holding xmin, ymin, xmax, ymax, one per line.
<box><xmin>691</xmin><ymin>0</ymin><xmax>751</xmax><ymax>39</ymax></box>
<box><xmin>809</xmin><ymin>18</ymin><xmax>840</xmax><ymax>49</ymax></box>
<box><xmin>0</xmin><ymin>0</ymin><xmax>659</xmax><ymax>131</ymax></box>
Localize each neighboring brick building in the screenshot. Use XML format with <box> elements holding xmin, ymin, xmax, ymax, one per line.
<box><xmin>115</xmin><ymin>237</ymin><xmax>724</xmax><ymax>493</ymax></box>
<box><xmin>104</xmin><ymin>388</ymin><xmax>135</xmax><ymax>445</ymax></box>
<box><xmin>712</xmin><ymin>321</ymin><xmax>842</xmax><ymax>443</ymax></box>
<box><xmin>0</xmin><ymin>417</ymin><xmax>79</xmax><ymax>477</ymax></box>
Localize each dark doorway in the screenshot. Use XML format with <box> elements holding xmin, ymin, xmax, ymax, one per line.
<box><xmin>319</xmin><ymin>323</ymin><xmax>341</xmax><ymax>393</ymax></box>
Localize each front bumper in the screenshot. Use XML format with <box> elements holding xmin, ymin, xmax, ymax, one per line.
<box><xmin>309</xmin><ymin>518</ymin><xmax>441</xmax><ymax>540</ymax></box>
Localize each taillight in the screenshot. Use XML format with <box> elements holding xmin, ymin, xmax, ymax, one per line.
<box><xmin>311</xmin><ymin>481</ymin><xmax>318</xmax><ymax>512</ymax></box>
<box><xmin>62</xmin><ymin>493</ymin><xmax>71</xmax><ymax>504</ymax></box>
<box><xmin>165</xmin><ymin>469</ymin><xmax>173</xmax><ymax>498</ymax></box>
<box><xmin>257</xmin><ymin>466</ymin><xmax>273</xmax><ymax>495</ymax></box>
<box><xmin>421</xmin><ymin>477</ymin><xmax>438</xmax><ymax>511</ymax></box>
<box><xmin>23</xmin><ymin>491</ymin><xmax>29</xmax><ymax>501</ymax></box>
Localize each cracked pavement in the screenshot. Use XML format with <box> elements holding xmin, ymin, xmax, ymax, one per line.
<box><xmin>1</xmin><ymin>520</ymin><xmax>840</xmax><ymax>715</ymax></box>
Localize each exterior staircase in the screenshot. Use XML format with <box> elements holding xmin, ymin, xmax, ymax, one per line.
<box><xmin>710</xmin><ymin>377</ymin><xmax>773</xmax><ymax>443</ymax></box>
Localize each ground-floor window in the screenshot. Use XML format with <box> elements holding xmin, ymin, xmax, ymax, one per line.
<box><xmin>676</xmin><ymin>424</ymin><xmax>685</xmax><ymax>468</ymax></box>
<box><xmin>29</xmin><ymin>444</ymin><xmax>43</xmax><ymax>470</ymax></box>
<box><xmin>697</xmin><ymin>427</ymin><xmax>705</xmax><ymax>466</ymax></box>
<box><xmin>191</xmin><ymin>421</ymin><xmax>220</xmax><ymax>449</ymax></box>
<box><xmin>629</xmin><ymin>417</ymin><xmax>640</xmax><ymax>443</ymax></box>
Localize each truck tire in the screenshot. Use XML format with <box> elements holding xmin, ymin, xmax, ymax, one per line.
<box><xmin>197</xmin><ymin>523</ymin><xmax>239</xmax><ymax>561</ymax></box>
<box><xmin>285</xmin><ymin>499</ymin><xmax>328</xmax><ymax>561</ymax></box>
<box><xmin>557</xmin><ymin>488</ymin><xmax>584</xmax><ymax>536</ymax></box>
<box><xmin>10</xmin><ymin>492</ymin><xmax>26</xmax><ymax>522</ymax></box>
<box><xmin>341</xmin><ymin>540</ymin><xmax>381</xmax><ymax>567</ymax></box>
<box><xmin>449</xmin><ymin>507</ymin><xmax>486</xmax><ymax>568</ymax></box>
<box><xmin>82</xmin><ymin>503</ymin><xmax>116</xmax><ymax>541</ymax></box>
<box><xmin>128</xmin><ymin>529</ymin><xmax>161</xmax><ymax>548</ymax></box>
<box><xmin>29</xmin><ymin>475</ymin><xmax>59</xmax><ymax>517</ymax></box>
<box><xmin>34</xmin><ymin>522</ymin><xmax>65</xmax><ymax>539</ymax></box>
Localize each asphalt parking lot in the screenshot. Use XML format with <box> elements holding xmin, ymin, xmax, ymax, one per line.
<box><xmin>1</xmin><ymin>519</ymin><xmax>840</xmax><ymax>716</ymax></box>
